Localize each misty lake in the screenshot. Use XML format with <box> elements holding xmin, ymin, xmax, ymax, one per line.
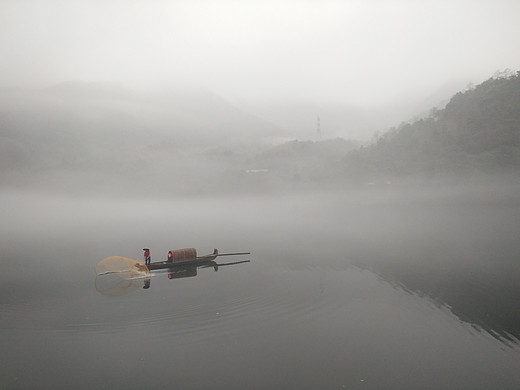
<box><xmin>1</xmin><ymin>185</ymin><xmax>519</xmax><ymax>389</ymax></box>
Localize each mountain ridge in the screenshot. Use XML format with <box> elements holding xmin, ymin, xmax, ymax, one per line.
<box><xmin>340</xmin><ymin>71</ymin><xmax>520</xmax><ymax>182</ymax></box>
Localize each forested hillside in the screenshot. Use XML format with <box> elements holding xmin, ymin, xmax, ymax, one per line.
<box><xmin>342</xmin><ymin>71</ymin><xmax>520</xmax><ymax>181</ymax></box>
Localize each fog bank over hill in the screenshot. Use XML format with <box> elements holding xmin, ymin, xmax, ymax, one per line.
<box><xmin>1</xmin><ymin>71</ymin><xmax>519</xmax><ymax>196</ymax></box>
<box><xmin>0</xmin><ymin>82</ymin><xmax>287</xmax><ymax>194</ymax></box>
<box><xmin>238</xmin><ymin>78</ymin><xmax>469</xmax><ymax>141</ymax></box>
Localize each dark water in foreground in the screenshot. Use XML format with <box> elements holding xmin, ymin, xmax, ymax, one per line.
<box><xmin>1</xmin><ymin>186</ymin><xmax>519</xmax><ymax>389</ymax></box>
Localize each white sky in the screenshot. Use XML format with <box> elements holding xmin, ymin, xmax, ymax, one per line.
<box><xmin>1</xmin><ymin>0</ymin><xmax>519</xmax><ymax>106</ymax></box>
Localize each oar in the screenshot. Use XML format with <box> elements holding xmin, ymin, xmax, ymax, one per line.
<box><xmin>215</xmin><ymin>252</ymin><xmax>251</xmax><ymax>257</ymax></box>
<box><xmin>200</xmin><ymin>260</ymin><xmax>251</xmax><ymax>269</ymax></box>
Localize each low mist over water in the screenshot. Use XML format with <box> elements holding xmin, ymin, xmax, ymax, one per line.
<box><xmin>1</xmin><ymin>184</ymin><xmax>519</xmax><ymax>389</ymax></box>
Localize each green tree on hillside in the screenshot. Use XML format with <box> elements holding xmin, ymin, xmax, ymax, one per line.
<box><xmin>342</xmin><ymin>71</ymin><xmax>520</xmax><ymax>180</ymax></box>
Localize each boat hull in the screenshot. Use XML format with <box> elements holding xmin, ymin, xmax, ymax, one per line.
<box><xmin>147</xmin><ymin>256</ymin><xmax>217</xmax><ymax>271</ymax></box>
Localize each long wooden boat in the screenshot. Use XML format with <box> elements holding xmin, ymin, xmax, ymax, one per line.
<box><xmin>146</xmin><ymin>248</ymin><xmax>250</xmax><ymax>271</ymax></box>
<box><xmin>95</xmin><ymin>248</ymin><xmax>250</xmax><ymax>296</ymax></box>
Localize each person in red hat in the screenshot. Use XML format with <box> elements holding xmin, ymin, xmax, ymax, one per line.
<box><xmin>143</xmin><ymin>248</ymin><xmax>151</xmax><ymax>265</ymax></box>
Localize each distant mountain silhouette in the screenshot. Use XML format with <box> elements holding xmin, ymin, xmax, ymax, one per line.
<box><xmin>0</xmin><ymin>82</ymin><xmax>286</xmax><ymax>193</ymax></box>
<box><xmin>2</xmin><ymin>72</ymin><xmax>518</xmax><ymax>195</ymax></box>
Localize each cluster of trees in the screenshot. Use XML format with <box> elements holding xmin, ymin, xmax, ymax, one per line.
<box><xmin>238</xmin><ymin>71</ymin><xmax>520</xmax><ymax>190</ymax></box>
<box><xmin>341</xmin><ymin>71</ymin><xmax>520</xmax><ymax>182</ymax></box>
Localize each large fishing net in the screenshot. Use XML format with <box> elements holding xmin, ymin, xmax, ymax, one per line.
<box><xmin>95</xmin><ymin>256</ymin><xmax>150</xmax><ymax>296</ymax></box>
<box><xmin>95</xmin><ymin>256</ymin><xmax>150</xmax><ymax>276</ymax></box>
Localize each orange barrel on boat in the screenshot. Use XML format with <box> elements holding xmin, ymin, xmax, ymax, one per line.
<box><xmin>167</xmin><ymin>248</ymin><xmax>197</xmax><ymax>263</ymax></box>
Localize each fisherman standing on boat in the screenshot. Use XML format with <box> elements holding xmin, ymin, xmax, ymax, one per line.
<box><xmin>143</xmin><ymin>248</ymin><xmax>151</xmax><ymax>265</ymax></box>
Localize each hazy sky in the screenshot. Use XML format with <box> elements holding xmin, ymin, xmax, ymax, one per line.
<box><xmin>1</xmin><ymin>0</ymin><xmax>519</xmax><ymax>106</ymax></box>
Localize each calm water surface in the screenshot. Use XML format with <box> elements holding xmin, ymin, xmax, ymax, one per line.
<box><xmin>1</xmin><ymin>186</ymin><xmax>519</xmax><ymax>389</ymax></box>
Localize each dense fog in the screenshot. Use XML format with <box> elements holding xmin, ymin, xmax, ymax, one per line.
<box><xmin>1</xmin><ymin>3</ymin><xmax>520</xmax><ymax>388</ymax></box>
<box><xmin>2</xmin><ymin>1</ymin><xmax>519</xmax><ymax>105</ymax></box>
<box><xmin>1</xmin><ymin>74</ymin><xmax>519</xmax><ymax>197</ymax></box>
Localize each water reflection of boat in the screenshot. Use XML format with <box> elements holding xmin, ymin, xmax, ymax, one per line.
<box><xmin>95</xmin><ymin>248</ymin><xmax>250</xmax><ymax>296</ymax></box>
